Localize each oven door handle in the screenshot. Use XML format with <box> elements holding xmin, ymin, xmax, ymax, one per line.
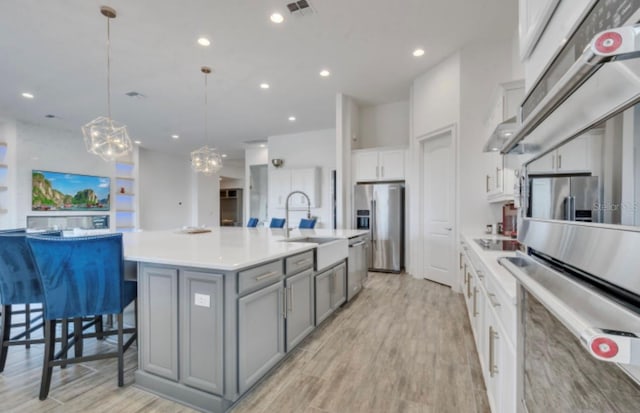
<box><xmin>502</xmin><ymin>24</ymin><xmax>640</xmax><ymax>154</ymax></box>
<box><xmin>500</xmin><ymin>254</ymin><xmax>640</xmax><ymax>367</ymax></box>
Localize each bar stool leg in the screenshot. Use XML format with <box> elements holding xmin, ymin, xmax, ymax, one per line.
<box><xmin>0</xmin><ymin>305</ymin><xmax>11</xmax><ymax>372</ymax></box>
<box><xmin>39</xmin><ymin>319</ymin><xmax>56</xmax><ymax>400</ymax></box>
<box><xmin>60</xmin><ymin>319</ymin><xmax>68</xmax><ymax>369</ymax></box>
<box><xmin>95</xmin><ymin>315</ymin><xmax>104</xmax><ymax>340</ymax></box>
<box><xmin>73</xmin><ymin>318</ymin><xmax>83</xmax><ymax>358</ymax></box>
<box><xmin>25</xmin><ymin>304</ymin><xmax>31</xmax><ymax>349</ymax></box>
<box><xmin>117</xmin><ymin>313</ymin><xmax>124</xmax><ymax>387</ymax></box>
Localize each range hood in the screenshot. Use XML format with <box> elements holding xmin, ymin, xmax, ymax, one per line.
<box><xmin>500</xmin><ymin>22</ymin><xmax>640</xmax><ymax>161</ymax></box>
<box><xmin>482</xmin><ymin>116</ymin><xmax>518</xmax><ymax>152</ymax></box>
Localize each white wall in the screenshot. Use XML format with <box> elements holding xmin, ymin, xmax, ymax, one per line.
<box><xmin>357</xmin><ymin>101</ymin><xmax>410</xmax><ymax>149</ymax></box>
<box><xmin>336</xmin><ymin>94</ymin><xmax>358</xmax><ymax>229</ymax></box>
<box><xmin>408</xmin><ymin>53</ymin><xmax>461</xmax><ymax>277</ymax></box>
<box><xmin>13</xmin><ymin>120</ymin><xmax>115</xmax><ymax>228</ymax></box>
<box><xmin>192</xmin><ymin>172</ymin><xmax>220</xmax><ymax>227</ymax></box>
<box><xmin>268</xmin><ymin>128</ymin><xmax>336</xmax><ymax>228</ymax></box>
<box><xmin>0</xmin><ymin>118</ymin><xmax>17</xmax><ymax>229</ymax></box>
<box><xmin>139</xmin><ymin>148</ymin><xmax>192</xmax><ymax>230</ymax></box>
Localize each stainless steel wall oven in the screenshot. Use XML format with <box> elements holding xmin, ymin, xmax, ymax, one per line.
<box><xmin>499</xmin><ymin>1</ymin><xmax>640</xmax><ymax>412</ymax></box>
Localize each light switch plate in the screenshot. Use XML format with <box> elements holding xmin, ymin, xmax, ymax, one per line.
<box><xmin>194</xmin><ymin>293</ymin><xmax>211</xmax><ymax>308</ymax></box>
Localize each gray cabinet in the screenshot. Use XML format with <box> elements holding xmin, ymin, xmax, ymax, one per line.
<box><xmin>139</xmin><ymin>266</ymin><xmax>179</xmax><ymax>381</ymax></box>
<box><xmin>180</xmin><ymin>271</ymin><xmax>224</xmax><ymax>394</ymax></box>
<box><xmin>315</xmin><ymin>262</ymin><xmax>347</xmax><ymax>326</ymax></box>
<box><xmin>238</xmin><ymin>281</ymin><xmax>285</xmax><ymax>394</ymax></box>
<box><xmin>285</xmin><ymin>268</ymin><xmax>314</xmax><ymax>350</ymax></box>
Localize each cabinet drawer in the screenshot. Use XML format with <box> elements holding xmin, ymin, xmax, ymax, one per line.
<box><xmin>484</xmin><ymin>274</ymin><xmax>516</xmax><ymax>346</ymax></box>
<box><xmin>285</xmin><ymin>250</ymin><xmax>314</xmax><ymax>276</ymax></box>
<box><xmin>238</xmin><ymin>260</ymin><xmax>283</xmax><ymax>295</ymax></box>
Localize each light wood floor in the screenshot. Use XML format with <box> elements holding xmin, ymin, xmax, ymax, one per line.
<box><xmin>0</xmin><ymin>273</ymin><xmax>488</xmax><ymax>413</ymax></box>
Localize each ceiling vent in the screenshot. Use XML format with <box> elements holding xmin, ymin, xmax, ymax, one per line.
<box><xmin>125</xmin><ymin>91</ymin><xmax>146</xmax><ymax>98</ymax></box>
<box><xmin>287</xmin><ymin>0</ymin><xmax>315</xmax><ymax>16</ymax></box>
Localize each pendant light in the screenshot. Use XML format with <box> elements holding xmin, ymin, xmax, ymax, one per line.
<box><xmin>191</xmin><ymin>66</ymin><xmax>223</xmax><ymax>175</ymax></box>
<box><xmin>81</xmin><ymin>6</ymin><xmax>132</xmax><ymax>162</ymax></box>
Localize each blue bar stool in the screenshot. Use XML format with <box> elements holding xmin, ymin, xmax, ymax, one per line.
<box><xmin>298</xmin><ymin>218</ymin><xmax>317</xmax><ymax>229</ymax></box>
<box><xmin>247</xmin><ymin>217</ymin><xmax>259</xmax><ymax>227</ymax></box>
<box><xmin>0</xmin><ymin>229</ymin><xmax>64</xmax><ymax>372</ymax></box>
<box><xmin>26</xmin><ymin>233</ymin><xmax>137</xmax><ymax>400</ymax></box>
<box><xmin>270</xmin><ymin>218</ymin><xmax>286</xmax><ymax>228</ymax></box>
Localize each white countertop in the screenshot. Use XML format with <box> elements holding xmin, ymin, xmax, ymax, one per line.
<box><xmin>123</xmin><ymin>227</ymin><xmax>369</xmax><ymax>271</ymax></box>
<box><xmin>461</xmin><ymin>233</ymin><xmax>518</xmax><ymax>303</ymax></box>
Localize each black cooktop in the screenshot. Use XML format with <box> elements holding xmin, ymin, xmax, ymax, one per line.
<box><xmin>474</xmin><ymin>238</ymin><xmax>521</xmax><ymax>252</ymax></box>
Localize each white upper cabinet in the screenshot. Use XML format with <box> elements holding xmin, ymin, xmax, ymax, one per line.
<box><xmin>518</xmin><ymin>0</ymin><xmax>561</xmax><ymax>60</ymax></box>
<box><xmin>270</xmin><ymin>167</ymin><xmax>320</xmax><ymax>209</ymax></box>
<box><xmin>528</xmin><ymin>131</ymin><xmax>603</xmax><ymax>175</ymax></box>
<box><xmin>352</xmin><ymin>148</ymin><xmax>405</xmax><ymax>182</ymax></box>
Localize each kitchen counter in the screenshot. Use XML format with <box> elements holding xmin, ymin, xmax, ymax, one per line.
<box><xmin>123</xmin><ymin>227</ymin><xmax>368</xmax><ymax>271</ymax></box>
<box><xmin>461</xmin><ymin>233</ymin><xmax>518</xmax><ymax>304</ymax></box>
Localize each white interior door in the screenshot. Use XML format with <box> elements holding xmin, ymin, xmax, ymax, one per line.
<box><xmin>422</xmin><ymin>130</ymin><xmax>455</xmax><ymax>286</ymax></box>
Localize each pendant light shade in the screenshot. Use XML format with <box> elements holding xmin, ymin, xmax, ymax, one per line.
<box><xmin>82</xmin><ymin>6</ymin><xmax>132</xmax><ymax>162</ymax></box>
<box><xmin>191</xmin><ymin>66</ymin><xmax>223</xmax><ymax>175</ymax></box>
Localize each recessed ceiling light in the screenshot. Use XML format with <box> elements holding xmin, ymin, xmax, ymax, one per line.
<box><xmin>222</xmin><ymin>154</ymin><xmax>228</xmax><ymax>158</ymax></box>
<box><xmin>412</xmin><ymin>48</ymin><xmax>425</xmax><ymax>57</ymax></box>
<box><xmin>288</xmin><ymin>116</ymin><xmax>296</xmax><ymax>122</ymax></box>
<box><xmin>260</xmin><ymin>83</ymin><xmax>270</xmax><ymax>89</ymax></box>
<box><xmin>319</xmin><ymin>69</ymin><xmax>330</xmax><ymax>77</ymax></box>
<box><xmin>270</xmin><ymin>13</ymin><xmax>284</xmax><ymax>24</ymax></box>
<box><xmin>504</xmin><ymin>132</ymin><xmax>513</xmax><ymax>137</ymax></box>
<box><xmin>21</xmin><ymin>92</ymin><xmax>34</xmax><ymax>99</ymax></box>
<box><xmin>197</xmin><ymin>37</ymin><xmax>211</xmax><ymax>46</ymax></box>
<box><xmin>134</xmin><ymin>140</ymin><xmax>142</xmax><ymax>145</ymax></box>
<box><xmin>171</xmin><ymin>134</ymin><xmax>179</xmax><ymax>139</ymax></box>
<box><xmin>259</xmin><ymin>144</ymin><xmax>266</xmax><ymax>148</ymax></box>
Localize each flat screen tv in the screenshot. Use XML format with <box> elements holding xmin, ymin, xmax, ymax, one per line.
<box><xmin>32</xmin><ymin>170</ymin><xmax>110</xmax><ymax>211</ymax></box>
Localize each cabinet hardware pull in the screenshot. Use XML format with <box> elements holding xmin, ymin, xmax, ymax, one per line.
<box><xmin>496</xmin><ymin>167</ymin><xmax>501</xmax><ymax>189</ymax></box>
<box><xmin>558</xmin><ymin>154</ymin><xmax>562</xmax><ymax>169</ymax></box>
<box><xmin>459</xmin><ymin>253</ymin><xmax>463</xmax><ymax>270</ymax></box>
<box><xmin>295</xmin><ymin>259</ymin><xmax>312</xmax><ymax>266</ymax></box>
<box><xmin>381</xmin><ymin>166</ymin><xmax>384</xmax><ymax>177</ymax></box>
<box><xmin>489</xmin><ymin>326</ymin><xmax>499</xmax><ymax>377</ymax></box>
<box><xmin>552</xmin><ymin>155</ymin><xmax>555</xmax><ymax>170</ymax></box>
<box><xmin>473</xmin><ymin>287</ymin><xmax>479</xmax><ymax>317</ymax></box>
<box><xmin>476</xmin><ymin>270</ymin><xmax>484</xmax><ymax>280</ymax></box>
<box><xmin>283</xmin><ymin>288</ymin><xmax>287</xmax><ymax>319</ymax></box>
<box><xmin>350</xmin><ymin>241</ymin><xmax>367</xmax><ymax>248</ymax></box>
<box><xmin>376</xmin><ymin>166</ymin><xmax>379</xmax><ymax>178</ymax></box>
<box><xmin>488</xmin><ymin>293</ymin><xmax>501</xmax><ymax>308</ymax></box>
<box><xmin>466</xmin><ymin>273</ymin><xmax>472</xmax><ymax>298</ymax></box>
<box><xmin>288</xmin><ymin>286</ymin><xmax>293</xmax><ymax>312</ymax></box>
<box><xmin>255</xmin><ymin>271</ymin><xmax>279</xmax><ymax>281</ymax></box>
<box><xmin>486</xmin><ymin>175</ymin><xmax>490</xmax><ymax>192</ymax></box>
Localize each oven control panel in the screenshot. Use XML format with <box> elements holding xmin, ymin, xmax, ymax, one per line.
<box><xmin>581</xmin><ymin>328</ymin><xmax>640</xmax><ymax>365</ymax></box>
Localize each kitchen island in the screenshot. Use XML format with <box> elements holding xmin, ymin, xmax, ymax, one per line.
<box><xmin>123</xmin><ymin>227</ymin><xmax>368</xmax><ymax>413</ymax></box>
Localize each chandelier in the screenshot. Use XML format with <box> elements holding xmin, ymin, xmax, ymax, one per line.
<box><xmin>191</xmin><ymin>66</ymin><xmax>223</xmax><ymax>175</ymax></box>
<box><xmin>81</xmin><ymin>6</ymin><xmax>132</xmax><ymax>162</ymax></box>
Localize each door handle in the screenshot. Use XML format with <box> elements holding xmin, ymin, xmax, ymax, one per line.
<box><xmin>473</xmin><ymin>287</ymin><xmax>479</xmax><ymax>317</ymax></box>
<box><xmin>486</xmin><ymin>175</ymin><xmax>490</xmax><ymax>192</ymax></box>
<box><xmin>489</xmin><ymin>326</ymin><xmax>499</xmax><ymax>377</ymax></box>
<box><xmin>381</xmin><ymin>166</ymin><xmax>384</xmax><ymax>177</ymax></box>
<box><xmin>288</xmin><ymin>286</ymin><xmax>293</xmax><ymax>312</ymax></box>
<box><xmin>466</xmin><ymin>272</ymin><xmax>472</xmax><ymax>298</ymax></box>
<box><xmin>282</xmin><ymin>288</ymin><xmax>287</xmax><ymax>319</ymax></box>
<box><xmin>558</xmin><ymin>154</ymin><xmax>562</xmax><ymax>169</ymax></box>
<box><xmin>445</xmin><ymin>227</ymin><xmax>452</xmax><ymax>231</ymax></box>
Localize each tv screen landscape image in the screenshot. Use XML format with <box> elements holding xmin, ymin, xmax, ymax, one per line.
<box><xmin>32</xmin><ymin>170</ymin><xmax>110</xmax><ymax>211</ymax></box>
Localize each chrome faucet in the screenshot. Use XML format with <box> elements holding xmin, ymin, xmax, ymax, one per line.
<box><xmin>284</xmin><ymin>190</ymin><xmax>311</xmax><ymax>238</ymax></box>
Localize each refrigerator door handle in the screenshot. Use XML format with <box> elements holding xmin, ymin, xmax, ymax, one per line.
<box><xmin>570</xmin><ymin>196</ymin><xmax>576</xmax><ymax>221</ymax></box>
<box><xmin>371</xmin><ymin>200</ymin><xmax>376</xmax><ymax>242</ymax></box>
<box><xmin>564</xmin><ymin>196</ymin><xmax>571</xmax><ymax>221</ymax></box>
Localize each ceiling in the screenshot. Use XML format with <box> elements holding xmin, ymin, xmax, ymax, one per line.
<box><xmin>0</xmin><ymin>0</ymin><xmax>517</xmax><ymax>160</ymax></box>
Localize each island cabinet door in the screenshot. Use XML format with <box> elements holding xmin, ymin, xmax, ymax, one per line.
<box><xmin>331</xmin><ymin>263</ymin><xmax>347</xmax><ymax>309</ymax></box>
<box><xmin>139</xmin><ymin>266</ymin><xmax>179</xmax><ymax>381</ymax></box>
<box><xmin>238</xmin><ymin>281</ymin><xmax>285</xmax><ymax>394</ymax></box>
<box><xmin>285</xmin><ymin>268</ymin><xmax>314</xmax><ymax>351</ymax></box>
<box><xmin>315</xmin><ymin>268</ymin><xmax>333</xmax><ymax>325</ymax></box>
<box><xmin>180</xmin><ymin>271</ymin><xmax>224</xmax><ymax>395</ymax></box>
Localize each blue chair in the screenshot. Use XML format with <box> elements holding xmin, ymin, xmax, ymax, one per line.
<box><xmin>299</xmin><ymin>218</ymin><xmax>317</xmax><ymax>229</ymax></box>
<box><xmin>270</xmin><ymin>218</ymin><xmax>286</xmax><ymax>228</ymax></box>
<box><xmin>0</xmin><ymin>229</ymin><xmax>67</xmax><ymax>372</ymax></box>
<box><xmin>247</xmin><ymin>217</ymin><xmax>259</xmax><ymax>227</ymax></box>
<box><xmin>26</xmin><ymin>233</ymin><xmax>137</xmax><ymax>400</ymax></box>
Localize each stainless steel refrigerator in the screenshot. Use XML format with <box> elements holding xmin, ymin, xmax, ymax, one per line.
<box><xmin>529</xmin><ymin>176</ymin><xmax>601</xmax><ymax>222</ymax></box>
<box><xmin>354</xmin><ymin>183</ymin><xmax>404</xmax><ymax>272</ymax></box>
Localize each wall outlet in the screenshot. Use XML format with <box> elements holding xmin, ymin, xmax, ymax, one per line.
<box><xmin>194</xmin><ymin>293</ymin><xmax>211</xmax><ymax>308</ymax></box>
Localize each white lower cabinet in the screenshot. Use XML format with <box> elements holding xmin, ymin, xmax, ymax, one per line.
<box><xmin>285</xmin><ymin>268</ymin><xmax>315</xmax><ymax>350</ymax></box>
<box><xmin>460</xmin><ymin>241</ymin><xmax>517</xmax><ymax>413</ymax></box>
<box><xmin>314</xmin><ymin>262</ymin><xmax>347</xmax><ymax>325</ymax></box>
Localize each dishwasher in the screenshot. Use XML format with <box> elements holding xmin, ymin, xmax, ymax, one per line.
<box><xmin>347</xmin><ymin>234</ymin><xmax>369</xmax><ymax>301</ymax></box>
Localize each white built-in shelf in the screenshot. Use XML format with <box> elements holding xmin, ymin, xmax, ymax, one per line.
<box><xmin>116</xmin><ymin>176</ymin><xmax>134</xmax><ymax>181</ymax></box>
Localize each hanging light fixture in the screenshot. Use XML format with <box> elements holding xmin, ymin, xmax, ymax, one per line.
<box><xmin>82</xmin><ymin>6</ymin><xmax>132</xmax><ymax>162</ymax></box>
<box><xmin>191</xmin><ymin>66</ymin><xmax>223</xmax><ymax>175</ymax></box>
